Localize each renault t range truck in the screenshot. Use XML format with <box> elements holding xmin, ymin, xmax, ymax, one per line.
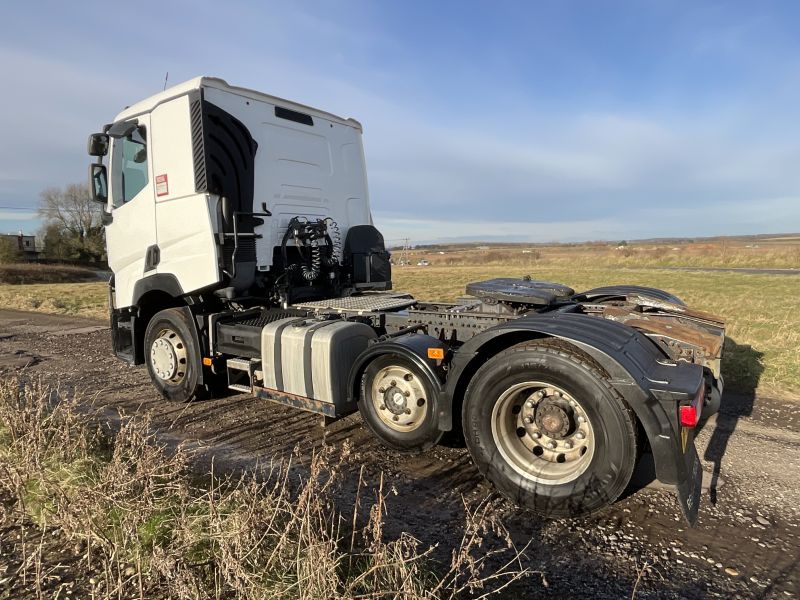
<box><xmin>87</xmin><ymin>77</ymin><xmax>725</xmax><ymax>523</ymax></box>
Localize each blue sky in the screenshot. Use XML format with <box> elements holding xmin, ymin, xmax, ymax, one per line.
<box><xmin>1</xmin><ymin>1</ymin><xmax>799</xmax><ymax>244</ymax></box>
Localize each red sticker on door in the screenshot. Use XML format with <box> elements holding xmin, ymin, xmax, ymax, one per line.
<box><xmin>155</xmin><ymin>174</ymin><xmax>169</xmax><ymax>197</ymax></box>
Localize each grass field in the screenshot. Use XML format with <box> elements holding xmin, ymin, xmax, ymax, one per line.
<box><xmin>0</xmin><ymin>281</ymin><xmax>108</xmax><ymax>319</ymax></box>
<box><xmin>394</xmin><ymin>265</ymin><xmax>798</xmax><ymax>398</ymax></box>
<box><xmin>0</xmin><ymin>263</ymin><xmax>100</xmax><ymax>284</ymax></box>
<box><xmin>0</xmin><ymin>260</ymin><xmax>797</xmax><ymax>398</ymax></box>
<box><xmin>405</xmin><ymin>236</ymin><xmax>800</xmax><ymax>269</ymax></box>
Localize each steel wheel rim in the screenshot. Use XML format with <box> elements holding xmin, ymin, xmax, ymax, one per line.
<box><xmin>370</xmin><ymin>365</ymin><xmax>428</xmax><ymax>432</ymax></box>
<box><xmin>150</xmin><ymin>327</ymin><xmax>188</xmax><ymax>384</ymax></box>
<box><xmin>490</xmin><ymin>381</ymin><xmax>595</xmax><ymax>485</ymax></box>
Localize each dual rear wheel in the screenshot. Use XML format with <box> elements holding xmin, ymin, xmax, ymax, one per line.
<box><xmin>360</xmin><ymin>340</ymin><xmax>638</xmax><ymax>517</ymax></box>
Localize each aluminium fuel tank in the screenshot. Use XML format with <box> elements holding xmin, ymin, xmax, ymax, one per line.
<box><xmin>260</xmin><ymin>317</ymin><xmax>377</xmax><ymax>410</ymax></box>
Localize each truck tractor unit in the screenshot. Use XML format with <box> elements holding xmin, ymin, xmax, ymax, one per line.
<box><xmin>87</xmin><ymin>77</ymin><xmax>725</xmax><ymax>523</ymax></box>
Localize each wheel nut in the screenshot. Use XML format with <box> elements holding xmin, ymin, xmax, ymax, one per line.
<box><xmin>575</xmin><ymin>432</ymin><xmax>585</xmax><ymax>440</ymax></box>
<box><xmin>379</xmin><ymin>405</ymin><xmax>386</xmax><ymax>410</ymax></box>
<box><xmin>577</xmin><ymin>415</ymin><xmax>586</xmax><ymax>424</ymax></box>
<box><xmin>547</xmin><ymin>441</ymin><xmax>557</xmax><ymax>449</ymax></box>
<box><xmin>392</xmin><ymin>415</ymin><xmax>399</xmax><ymax>421</ymax></box>
<box><xmin>390</xmin><ymin>380</ymin><xmax>397</xmax><ymax>386</ymax></box>
<box><xmin>563</xmin><ymin>441</ymin><xmax>573</xmax><ymax>449</ymax></box>
<box><xmin>405</xmin><ymin>408</ymin><xmax>411</xmax><ymax>414</ymax></box>
<box><xmin>404</xmin><ymin>390</ymin><xmax>411</xmax><ymax>397</ymax></box>
<box><xmin>524</xmin><ymin>416</ymin><xmax>534</xmax><ymax>424</ymax></box>
<box><xmin>525</xmin><ymin>401</ymin><xmax>534</xmax><ymax>408</ymax></box>
<box><xmin>379</xmin><ymin>387</ymin><xmax>386</xmax><ymax>393</ymax></box>
<box><xmin>531</xmin><ymin>431</ymin><xmax>541</xmax><ymax>439</ymax></box>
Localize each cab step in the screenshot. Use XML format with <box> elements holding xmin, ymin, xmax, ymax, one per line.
<box><xmin>227</xmin><ymin>357</ymin><xmax>260</xmax><ymax>394</ymax></box>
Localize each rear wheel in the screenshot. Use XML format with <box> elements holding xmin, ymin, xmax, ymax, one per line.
<box><xmin>358</xmin><ymin>354</ymin><xmax>442</xmax><ymax>451</ymax></box>
<box><xmin>144</xmin><ymin>308</ymin><xmax>207</xmax><ymax>403</ymax></box>
<box><xmin>463</xmin><ymin>340</ymin><xmax>637</xmax><ymax>517</ymax></box>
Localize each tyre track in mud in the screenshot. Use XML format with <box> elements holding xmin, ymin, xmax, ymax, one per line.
<box><xmin>1</xmin><ymin>309</ymin><xmax>798</xmax><ymax>599</ymax></box>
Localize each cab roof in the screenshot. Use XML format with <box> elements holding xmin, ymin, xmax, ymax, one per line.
<box><xmin>113</xmin><ymin>76</ymin><xmax>363</xmax><ymax>131</ymax></box>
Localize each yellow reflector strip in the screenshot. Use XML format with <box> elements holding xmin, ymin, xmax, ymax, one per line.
<box><xmin>427</xmin><ymin>348</ymin><xmax>445</xmax><ymax>360</ymax></box>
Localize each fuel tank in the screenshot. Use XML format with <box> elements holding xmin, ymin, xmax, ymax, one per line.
<box><xmin>260</xmin><ymin>317</ymin><xmax>377</xmax><ymax>411</ymax></box>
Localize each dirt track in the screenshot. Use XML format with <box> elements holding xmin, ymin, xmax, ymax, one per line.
<box><xmin>1</xmin><ymin>308</ymin><xmax>798</xmax><ymax>599</ymax></box>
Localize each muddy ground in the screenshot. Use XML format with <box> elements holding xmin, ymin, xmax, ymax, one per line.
<box><xmin>0</xmin><ymin>308</ymin><xmax>798</xmax><ymax>599</ymax></box>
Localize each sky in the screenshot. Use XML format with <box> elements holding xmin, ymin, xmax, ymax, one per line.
<box><xmin>1</xmin><ymin>1</ymin><xmax>799</xmax><ymax>244</ymax></box>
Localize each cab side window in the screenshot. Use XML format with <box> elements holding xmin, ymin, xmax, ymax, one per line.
<box><xmin>111</xmin><ymin>126</ymin><xmax>149</xmax><ymax>206</ymax></box>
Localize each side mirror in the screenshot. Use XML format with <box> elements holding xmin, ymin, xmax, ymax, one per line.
<box><xmin>89</xmin><ymin>163</ymin><xmax>108</xmax><ymax>204</ymax></box>
<box><xmin>87</xmin><ymin>133</ymin><xmax>109</xmax><ymax>157</ymax></box>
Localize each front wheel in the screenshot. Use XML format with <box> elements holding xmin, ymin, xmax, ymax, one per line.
<box><xmin>463</xmin><ymin>340</ymin><xmax>637</xmax><ymax>518</ymax></box>
<box><xmin>144</xmin><ymin>307</ymin><xmax>208</xmax><ymax>403</ymax></box>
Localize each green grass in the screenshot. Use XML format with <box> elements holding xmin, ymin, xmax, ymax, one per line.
<box><xmin>1</xmin><ymin>265</ymin><xmax>796</xmax><ymax>398</ymax></box>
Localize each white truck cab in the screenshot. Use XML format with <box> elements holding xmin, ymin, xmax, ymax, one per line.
<box><xmin>92</xmin><ymin>77</ymin><xmax>381</xmax><ymax>313</ymax></box>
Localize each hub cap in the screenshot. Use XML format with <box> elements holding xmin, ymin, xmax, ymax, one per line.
<box><xmin>491</xmin><ymin>381</ymin><xmax>595</xmax><ymax>485</ymax></box>
<box><xmin>370</xmin><ymin>365</ymin><xmax>428</xmax><ymax>432</ymax></box>
<box><xmin>150</xmin><ymin>328</ymin><xmax>188</xmax><ymax>384</ymax></box>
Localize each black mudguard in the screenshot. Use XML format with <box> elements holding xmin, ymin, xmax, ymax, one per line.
<box><xmin>442</xmin><ymin>312</ymin><xmax>705</xmax><ymax>523</ymax></box>
<box><xmin>347</xmin><ymin>334</ymin><xmax>447</xmax><ymax>407</ymax></box>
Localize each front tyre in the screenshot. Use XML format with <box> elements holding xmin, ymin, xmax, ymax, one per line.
<box><xmin>144</xmin><ymin>307</ymin><xmax>207</xmax><ymax>403</ymax></box>
<box><xmin>463</xmin><ymin>340</ymin><xmax>637</xmax><ymax>518</ymax></box>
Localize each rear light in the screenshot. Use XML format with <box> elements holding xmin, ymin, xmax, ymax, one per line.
<box><xmin>679</xmin><ymin>386</ymin><xmax>704</xmax><ymax>428</ymax></box>
<box><xmin>680</xmin><ymin>405</ymin><xmax>700</xmax><ymax>428</ymax></box>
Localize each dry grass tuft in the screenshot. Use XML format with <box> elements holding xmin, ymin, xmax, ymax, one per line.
<box><xmin>0</xmin><ymin>378</ymin><xmax>529</xmax><ymax>599</ymax></box>
<box><xmin>0</xmin><ymin>281</ymin><xmax>108</xmax><ymax>319</ymax></box>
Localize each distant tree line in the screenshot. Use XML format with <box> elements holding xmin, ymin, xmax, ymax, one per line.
<box><xmin>38</xmin><ymin>183</ymin><xmax>105</xmax><ymax>262</ymax></box>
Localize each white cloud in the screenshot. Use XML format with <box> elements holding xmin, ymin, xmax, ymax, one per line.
<box><xmin>0</xmin><ymin>210</ymin><xmax>37</xmax><ymax>221</ymax></box>
<box><xmin>374</xmin><ymin>214</ymin><xmax>629</xmax><ymax>245</ymax></box>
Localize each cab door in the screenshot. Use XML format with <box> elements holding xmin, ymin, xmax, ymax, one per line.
<box><xmin>104</xmin><ymin>115</ymin><xmax>158</xmax><ymax>309</ymax></box>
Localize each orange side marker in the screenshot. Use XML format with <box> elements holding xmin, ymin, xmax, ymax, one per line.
<box><xmin>427</xmin><ymin>348</ymin><xmax>445</xmax><ymax>360</ymax></box>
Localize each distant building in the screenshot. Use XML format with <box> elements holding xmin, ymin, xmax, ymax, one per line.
<box><xmin>1</xmin><ymin>233</ymin><xmax>39</xmax><ymax>260</ymax></box>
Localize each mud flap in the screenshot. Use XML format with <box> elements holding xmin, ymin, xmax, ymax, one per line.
<box><xmin>675</xmin><ymin>441</ymin><xmax>703</xmax><ymax>526</ymax></box>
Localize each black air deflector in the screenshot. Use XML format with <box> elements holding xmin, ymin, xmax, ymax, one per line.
<box><xmin>190</xmin><ymin>93</ymin><xmax>259</xmax><ymax>291</ymax></box>
<box><xmin>190</xmin><ymin>95</ymin><xmax>258</xmax><ymax>210</ymax></box>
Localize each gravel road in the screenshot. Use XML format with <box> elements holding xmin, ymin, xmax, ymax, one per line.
<box><xmin>1</xmin><ymin>308</ymin><xmax>798</xmax><ymax>599</ymax></box>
